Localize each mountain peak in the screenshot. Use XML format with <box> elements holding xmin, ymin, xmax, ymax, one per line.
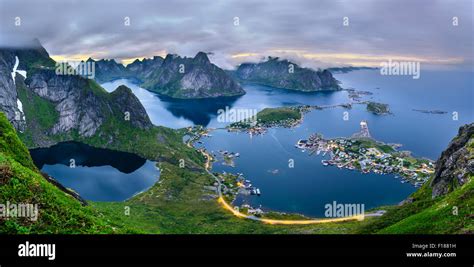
<box><xmin>194</xmin><ymin>52</ymin><xmax>210</xmax><ymax>64</ymax></box>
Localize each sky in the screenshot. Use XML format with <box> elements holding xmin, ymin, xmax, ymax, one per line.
<box><xmin>0</xmin><ymin>0</ymin><xmax>472</xmax><ymax>70</ymax></box>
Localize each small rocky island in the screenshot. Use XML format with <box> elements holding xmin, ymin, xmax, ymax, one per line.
<box><xmin>366</xmin><ymin>101</ymin><xmax>391</xmax><ymax>115</ymax></box>
<box><xmin>412</xmin><ymin>109</ymin><xmax>448</xmax><ymax>114</ymax></box>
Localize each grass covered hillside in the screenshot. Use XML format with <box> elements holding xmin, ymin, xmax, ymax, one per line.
<box><xmin>357</xmin><ymin>174</ymin><xmax>473</xmax><ymax>234</ymax></box>
<box><xmin>357</xmin><ymin>124</ymin><xmax>474</xmax><ymax>234</ymax></box>
<box><xmin>257</xmin><ymin>107</ymin><xmax>302</xmax><ymax>124</ymax></box>
<box><xmin>229</xmin><ymin>106</ymin><xmax>303</xmax><ymax>129</ymax></box>
<box><xmin>0</xmin><ymin>113</ymin><xmax>126</xmax><ymax>234</ymax></box>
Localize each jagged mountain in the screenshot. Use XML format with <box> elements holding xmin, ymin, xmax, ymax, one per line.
<box><xmin>1</xmin><ymin>41</ymin><xmax>203</xmax><ymax>164</ymax></box>
<box><xmin>0</xmin><ymin>42</ymin><xmax>155</xmax><ymax>149</ymax></box>
<box><xmin>90</xmin><ymin>52</ymin><xmax>245</xmax><ymax>99</ymax></box>
<box><xmin>87</xmin><ymin>58</ymin><xmax>128</xmax><ymax>83</ymax></box>
<box><xmin>233</xmin><ymin>57</ymin><xmax>340</xmax><ymax>91</ymax></box>
<box><xmin>126</xmin><ymin>56</ymin><xmax>164</xmax><ymax>81</ymax></box>
<box><xmin>141</xmin><ymin>52</ymin><xmax>245</xmax><ymax>99</ymax></box>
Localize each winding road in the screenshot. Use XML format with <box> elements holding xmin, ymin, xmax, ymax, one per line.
<box><xmin>201</xmin><ymin>149</ymin><xmax>385</xmax><ymax>225</ymax></box>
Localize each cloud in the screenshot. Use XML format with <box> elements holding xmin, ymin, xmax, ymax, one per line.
<box><xmin>0</xmin><ymin>0</ymin><xmax>472</xmax><ymax>69</ymax></box>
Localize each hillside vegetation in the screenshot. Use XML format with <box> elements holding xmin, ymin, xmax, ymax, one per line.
<box><xmin>0</xmin><ymin>113</ymin><xmax>126</xmax><ymax>233</ymax></box>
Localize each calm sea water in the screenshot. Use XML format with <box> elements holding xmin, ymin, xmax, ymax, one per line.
<box><xmin>36</xmin><ymin>70</ymin><xmax>472</xmax><ymax>214</ymax></box>
<box><xmin>105</xmin><ymin>70</ymin><xmax>472</xmax><ymax>216</ymax></box>
<box><xmin>30</xmin><ymin>142</ymin><xmax>160</xmax><ymax>201</ymax></box>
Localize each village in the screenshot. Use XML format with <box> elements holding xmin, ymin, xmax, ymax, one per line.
<box><xmin>210</xmin><ymin>172</ymin><xmax>264</xmax><ymax>216</ymax></box>
<box><xmin>296</xmin><ymin>121</ymin><xmax>435</xmax><ymax>186</ymax></box>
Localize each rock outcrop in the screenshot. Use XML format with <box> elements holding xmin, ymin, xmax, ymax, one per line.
<box><xmin>26</xmin><ymin>69</ymin><xmax>152</xmax><ymax>137</ymax></box>
<box><xmin>430</xmin><ymin>123</ymin><xmax>474</xmax><ymax>198</ymax></box>
<box><xmin>233</xmin><ymin>57</ymin><xmax>340</xmax><ymax>91</ymax></box>
<box><xmin>110</xmin><ymin>85</ymin><xmax>152</xmax><ymax>129</ymax></box>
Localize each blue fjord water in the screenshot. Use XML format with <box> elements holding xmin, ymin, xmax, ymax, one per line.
<box><xmin>35</xmin><ymin>70</ymin><xmax>472</xmax><ymax>213</ymax></box>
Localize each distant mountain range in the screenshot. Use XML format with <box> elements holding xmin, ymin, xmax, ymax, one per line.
<box><xmin>140</xmin><ymin>52</ymin><xmax>245</xmax><ymax>99</ymax></box>
<box><xmin>90</xmin><ymin>52</ymin><xmax>245</xmax><ymax>99</ymax></box>
<box><xmin>231</xmin><ymin>57</ymin><xmax>341</xmax><ymax>91</ymax></box>
<box><xmin>326</xmin><ymin>66</ymin><xmax>378</xmax><ymax>73</ymax></box>
<box><xmin>91</xmin><ymin>55</ymin><xmax>342</xmax><ymax>98</ymax></box>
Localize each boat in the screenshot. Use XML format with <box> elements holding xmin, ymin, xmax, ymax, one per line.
<box><xmin>321</xmin><ymin>160</ymin><xmax>329</xmax><ymax>166</ymax></box>
<box><xmin>256</xmin><ymin>188</ymin><xmax>261</xmax><ymax>195</ymax></box>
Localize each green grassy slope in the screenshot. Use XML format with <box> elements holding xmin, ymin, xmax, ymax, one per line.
<box><xmin>93</xmin><ymin>163</ymin><xmax>368</xmax><ymax>234</ymax></box>
<box><xmin>0</xmin><ymin>113</ymin><xmax>130</xmax><ymax>234</ymax></box>
<box><xmin>356</xmin><ymin>175</ymin><xmax>473</xmax><ymax>234</ymax></box>
<box><xmin>257</xmin><ymin>107</ymin><xmax>302</xmax><ymax>124</ymax></box>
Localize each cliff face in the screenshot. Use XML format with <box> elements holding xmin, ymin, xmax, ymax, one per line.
<box><xmin>0</xmin><ymin>50</ymin><xmax>26</xmax><ymax>132</ymax></box>
<box><xmin>0</xmin><ymin>43</ymin><xmax>153</xmax><ymax>148</ymax></box>
<box><xmin>430</xmin><ymin>123</ymin><xmax>474</xmax><ymax>198</ymax></box>
<box><xmin>142</xmin><ymin>52</ymin><xmax>245</xmax><ymax>99</ymax></box>
<box><xmin>28</xmin><ymin>69</ymin><xmax>106</xmax><ymax>137</ymax></box>
<box><xmin>234</xmin><ymin>57</ymin><xmax>340</xmax><ymax>91</ymax></box>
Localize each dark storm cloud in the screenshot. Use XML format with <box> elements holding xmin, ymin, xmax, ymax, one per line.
<box><xmin>0</xmin><ymin>0</ymin><xmax>472</xmax><ymax>69</ymax></box>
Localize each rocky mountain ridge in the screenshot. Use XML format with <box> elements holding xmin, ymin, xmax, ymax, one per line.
<box><xmin>91</xmin><ymin>52</ymin><xmax>245</xmax><ymax>99</ymax></box>
<box><xmin>0</xmin><ymin>42</ymin><xmax>152</xmax><ymax>148</ymax></box>
<box><xmin>430</xmin><ymin>123</ymin><xmax>474</xmax><ymax>198</ymax></box>
<box><xmin>140</xmin><ymin>52</ymin><xmax>245</xmax><ymax>99</ymax></box>
<box><xmin>232</xmin><ymin>57</ymin><xmax>340</xmax><ymax>91</ymax></box>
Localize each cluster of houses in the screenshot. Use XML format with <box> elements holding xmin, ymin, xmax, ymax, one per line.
<box><xmin>234</xmin><ymin>204</ymin><xmax>264</xmax><ymax>216</ymax></box>
<box><xmin>296</xmin><ymin>134</ymin><xmax>435</xmax><ymax>186</ymax></box>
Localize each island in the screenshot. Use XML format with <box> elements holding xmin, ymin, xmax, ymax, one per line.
<box><xmin>327</xmin><ymin>66</ymin><xmax>378</xmax><ymax>73</ymax></box>
<box><xmin>412</xmin><ymin>109</ymin><xmax>448</xmax><ymax>114</ymax></box>
<box><xmin>366</xmin><ymin>101</ymin><xmax>391</xmax><ymax>115</ymax></box>
<box><xmin>228</xmin><ymin>106</ymin><xmax>307</xmax><ymax>135</ymax></box>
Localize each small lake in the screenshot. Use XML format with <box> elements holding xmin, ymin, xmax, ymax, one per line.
<box><xmin>30</xmin><ymin>142</ymin><xmax>160</xmax><ymax>202</ymax></box>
